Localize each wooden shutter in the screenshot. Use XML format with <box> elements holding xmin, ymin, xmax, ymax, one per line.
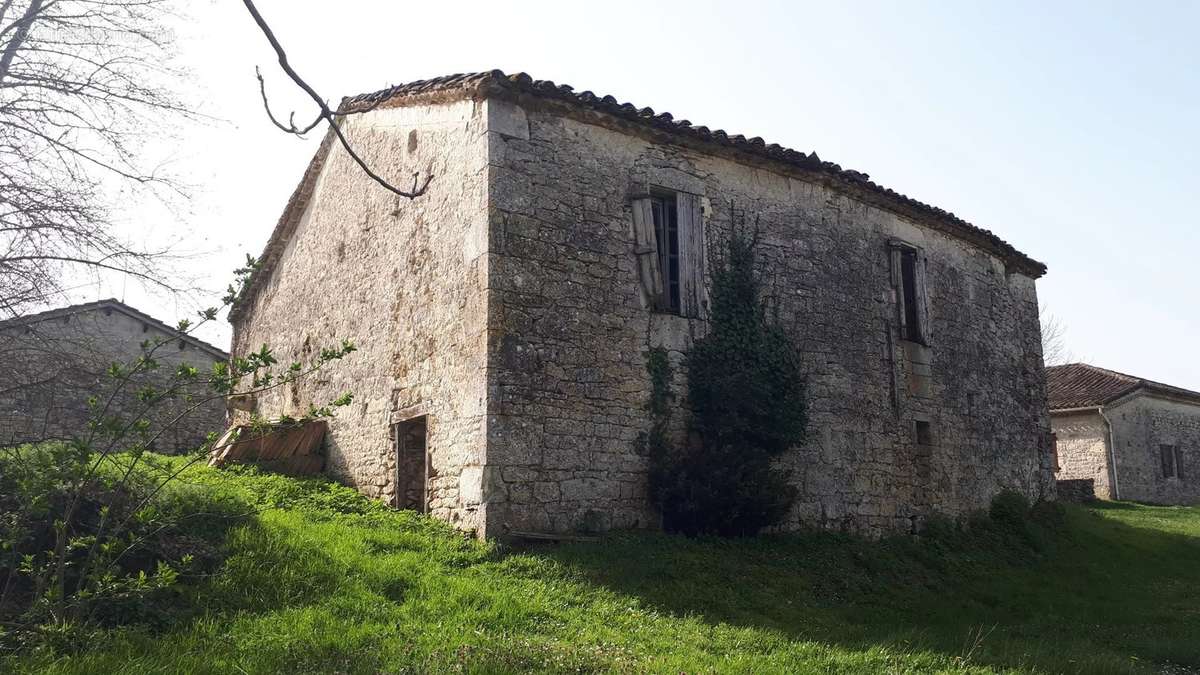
<box><xmin>890</xmin><ymin>242</ymin><xmax>931</xmax><ymax>345</ymax></box>
<box><xmin>914</xmin><ymin>252</ymin><xmax>932</xmax><ymax>345</ymax></box>
<box><xmin>889</xmin><ymin>246</ymin><xmax>907</xmax><ymax>338</ymax></box>
<box><xmin>676</xmin><ymin>192</ymin><xmax>707</xmax><ymax>318</ymax></box>
<box><xmin>631</xmin><ymin>198</ymin><xmax>662</xmax><ymax>306</ymax></box>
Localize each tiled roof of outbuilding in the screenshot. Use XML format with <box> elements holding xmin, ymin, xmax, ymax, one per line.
<box><xmin>1046</xmin><ymin>363</ymin><xmax>1200</xmax><ymax>410</ymax></box>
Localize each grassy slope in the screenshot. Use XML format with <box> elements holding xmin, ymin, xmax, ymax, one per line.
<box><xmin>11</xmin><ymin>457</ymin><xmax>1200</xmax><ymax>675</ymax></box>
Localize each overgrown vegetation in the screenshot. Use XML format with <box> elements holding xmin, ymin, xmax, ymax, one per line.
<box><xmin>0</xmin><ymin>262</ymin><xmax>357</xmax><ymax>650</ymax></box>
<box><xmin>0</xmin><ymin>446</ymin><xmax>245</xmax><ymax>653</ymax></box>
<box><xmin>3</xmin><ymin>455</ymin><xmax>1199</xmax><ymax>673</ymax></box>
<box><xmin>649</xmin><ymin>224</ymin><xmax>808</xmax><ymax>536</ymax></box>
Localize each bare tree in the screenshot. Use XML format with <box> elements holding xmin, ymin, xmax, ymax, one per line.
<box><xmin>1040</xmin><ymin>305</ymin><xmax>1073</xmax><ymax>367</ymax></box>
<box><xmin>0</xmin><ymin>0</ymin><xmax>191</xmax><ymax>318</ymax></box>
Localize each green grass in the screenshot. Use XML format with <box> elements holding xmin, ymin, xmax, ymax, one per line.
<box><xmin>7</xmin><ymin>456</ymin><xmax>1200</xmax><ymax>674</ymax></box>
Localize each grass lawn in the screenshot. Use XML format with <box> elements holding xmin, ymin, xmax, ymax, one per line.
<box><xmin>7</xmin><ymin>456</ymin><xmax>1200</xmax><ymax>674</ymax></box>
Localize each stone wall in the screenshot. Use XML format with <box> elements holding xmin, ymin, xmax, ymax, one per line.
<box><xmin>230</xmin><ymin>100</ymin><xmax>493</xmax><ymax>533</ymax></box>
<box><xmin>1107</xmin><ymin>394</ymin><xmax>1200</xmax><ymax>505</ymax></box>
<box><xmin>232</xmin><ymin>93</ymin><xmax>1054</xmax><ymax>539</ymax></box>
<box><xmin>0</xmin><ymin>305</ymin><xmax>226</xmax><ymax>452</ymax></box>
<box><xmin>483</xmin><ymin>99</ymin><xmax>1054</xmax><ymax>537</ymax></box>
<box><xmin>1050</xmin><ymin>410</ymin><xmax>1112</xmax><ymax>499</ymax></box>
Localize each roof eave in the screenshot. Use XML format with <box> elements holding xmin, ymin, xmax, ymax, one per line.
<box><xmin>2</xmin><ymin>299</ymin><xmax>230</xmax><ymax>361</ymax></box>
<box><xmin>346</xmin><ymin>72</ymin><xmax>1046</xmax><ymax>278</ymax></box>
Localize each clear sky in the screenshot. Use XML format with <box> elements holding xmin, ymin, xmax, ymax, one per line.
<box><xmin>95</xmin><ymin>1</ymin><xmax>1199</xmax><ymax>388</ymax></box>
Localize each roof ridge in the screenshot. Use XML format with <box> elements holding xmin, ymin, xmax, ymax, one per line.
<box><xmin>1047</xmin><ymin>362</ymin><xmax>1200</xmax><ymax>409</ymax></box>
<box><xmin>0</xmin><ymin>298</ymin><xmax>230</xmax><ymax>359</ymax></box>
<box><xmin>335</xmin><ymin>69</ymin><xmax>1045</xmax><ymax>278</ymax></box>
<box><xmin>1072</xmin><ymin>362</ymin><xmax>1142</xmax><ymax>383</ymax></box>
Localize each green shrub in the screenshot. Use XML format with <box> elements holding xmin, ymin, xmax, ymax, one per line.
<box><xmin>0</xmin><ymin>446</ymin><xmax>250</xmax><ymax>652</ymax></box>
<box><xmin>649</xmin><ymin>224</ymin><xmax>807</xmax><ymax>537</ymax></box>
<box><xmin>920</xmin><ymin>513</ymin><xmax>959</xmax><ymax>541</ymax></box>
<box><xmin>989</xmin><ymin>490</ymin><xmax>1031</xmax><ymax>529</ymax></box>
<box><xmin>1029</xmin><ymin>499</ymin><xmax>1067</xmax><ymax>529</ymax></box>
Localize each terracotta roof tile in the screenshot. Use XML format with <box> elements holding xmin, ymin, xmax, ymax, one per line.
<box><xmin>230</xmin><ymin>69</ymin><xmax>1049</xmax><ymax>322</ymax></box>
<box><xmin>342</xmin><ymin>70</ymin><xmax>1046</xmax><ymax>278</ymax></box>
<box><xmin>1046</xmin><ymin>363</ymin><xmax>1200</xmax><ymax>410</ymax></box>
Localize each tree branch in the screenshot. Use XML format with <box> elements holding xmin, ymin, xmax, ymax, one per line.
<box><xmin>240</xmin><ymin>0</ymin><xmax>432</xmax><ymax>199</ymax></box>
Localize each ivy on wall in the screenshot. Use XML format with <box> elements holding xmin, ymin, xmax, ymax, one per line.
<box><xmin>648</xmin><ymin>223</ymin><xmax>808</xmax><ymax>536</ymax></box>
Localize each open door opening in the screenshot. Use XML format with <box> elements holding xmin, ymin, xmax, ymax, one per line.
<box><xmin>394</xmin><ymin>416</ymin><xmax>428</xmax><ymax>513</ymax></box>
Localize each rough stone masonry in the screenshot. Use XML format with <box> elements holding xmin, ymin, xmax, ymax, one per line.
<box><xmin>229</xmin><ymin>71</ymin><xmax>1056</xmax><ymax>539</ymax></box>
<box><xmin>0</xmin><ymin>299</ymin><xmax>229</xmax><ymax>452</ymax></box>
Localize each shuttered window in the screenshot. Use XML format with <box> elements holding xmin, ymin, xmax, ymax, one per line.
<box><xmin>651</xmin><ymin>196</ymin><xmax>681</xmax><ymax>313</ymax></box>
<box><xmin>1161</xmin><ymin>444</ymin><xmax>1182</xmax><ymax>479</ymax></box>
<box><xmin>890</xmin><ymin>241</ymin><xmax>931</xmax><ymax>345</ymax></box>
<box><xmin>632</xmin><ymin>189</ymin><xmax>706</xmax><ymax>317</ymax></box>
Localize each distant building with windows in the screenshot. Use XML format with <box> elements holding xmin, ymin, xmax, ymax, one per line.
<box><xmin>1048</xmin><ymin>363</ymin><xmax>1200</xmax><ymax>504</ymax></box>
<box><xmin>0</xmin><ymin>299</ymin><xmax>229</xmax><ymax>452</ymax></box>
<box><xmin>228</xmin><ymin>70</ymin><xmax>1054</xmax><ymax>538</ymax></box>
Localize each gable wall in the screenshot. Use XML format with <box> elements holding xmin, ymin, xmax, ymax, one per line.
<box><xmin>1049</xmin><ymin>410</ymin><xmax>1111</xmax><ymax>499</ymax></box>
<box><xmin>231</xmin><ymin>100</ymin><xmax>493</xmax><ymax>532</ymax></box>
<box><xmin>483</xmin><ymin>99</ymin><xmax>1053</xmax><ymax>537</ymax></box>
<box><xmin>0</xmin><ymin>307</ymin><xmax>226</xmax><ymax>451</ymax></box>
<box><xmin>1107</xmin><ymin>394</ymin><xmax>1200</xmax><ymax>504</ymax></box>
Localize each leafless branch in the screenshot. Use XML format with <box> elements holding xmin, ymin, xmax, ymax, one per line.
<box><xmin>241</xmin><ymin>0</ymin><xmax>433</xmax><ymax>199</ymax></box>
<box><xmin>0</xmin><ymin>0</ymin><xmax>196</xmax><ymax>318</ymax></box>
<box><xmin>1040</xmin><ymin>304</ymin><xmax>1073</xmax><ymax>367</ymax></box>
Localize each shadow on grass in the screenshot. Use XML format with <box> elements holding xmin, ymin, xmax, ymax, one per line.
<box><xmin>1085</xmin><ymin>500</ymin><xmax>1142</xmax><ymax>511</ymax></box>
<box><xmin>533</xmin><ymin>504</ymin><xmax>1200</xmax><ymax>674</ymax></box>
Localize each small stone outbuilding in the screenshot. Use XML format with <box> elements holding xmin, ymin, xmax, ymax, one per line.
<box><xmin>229</xmin><ymin>70</ymin><xmax>1055</xmax><ymax>538</ymax></box>
<box><xmin>1049</xmin><ymin>363</ymin><xmax>1200</xmax><ymax>504</ymax></box>
<box><xmin>0</xmin><ymin>299</ymin><xmax>229</xmax><ymax>452</ymax></box>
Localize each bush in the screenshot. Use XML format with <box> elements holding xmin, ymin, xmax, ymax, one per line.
<box><xmin>920</xmin><ymin>513</ymin><xmax>959</xmax><ymax>541</ymax></box>
<box><xmin>649</xmin><ymin>224</ymin><xmax>807</xmax><ymax>537</ymax></box>
<box><xmin>0</xmin><ymin>446</ymin><xmax>249</xmax><ymax>652</ymax></box>
<box><xmin>1030</xmin><ymin>499</ymin><xmax>1066</xmax><ymax>526</ymax></box>
<box><xmin>989</xmin><ymin>490</ymin><xmax>1032</xmax><ymax>530</ymax></box>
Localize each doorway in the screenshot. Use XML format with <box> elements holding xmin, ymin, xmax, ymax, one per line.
<box><xmin>393</xmin><ymin>416</ymin><xmax>428</xmax><ymax>512</ymax></box>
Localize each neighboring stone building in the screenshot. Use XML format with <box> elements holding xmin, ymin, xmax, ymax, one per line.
<box><xmin>229</xmin><ymin>70</ymin><xmax>1055</xmax><ymax>538</ymax></box>
<box><xmin>0</xmin><ymin>299</ymin><xmax>229</xmax><ymax>452</ymax></box>
<box><xmin>1048</xmin><ymin>363</ymin><xmax>1200</xmax><ymax>505</ymax></box>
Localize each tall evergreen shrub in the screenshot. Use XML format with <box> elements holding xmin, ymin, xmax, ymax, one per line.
<box><xmin>649</xmin><ymin>225</ymin><xmax>807</xmax><ymax>536</ymax></box>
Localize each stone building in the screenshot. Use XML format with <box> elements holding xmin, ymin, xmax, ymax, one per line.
<box><xmin>0</xmin><ymin>299</ymin><xmax>229</xmax><ymax>452</ymax></box>
<box><xmin>229</xmin><ymin>70</ymin><xmax>1055</xmax><ymax>538</ymax></box>
<box><xmin>1048</xmin><ymin>363</ymin><xmax>1200</xmax><ymax>504</ymax></box>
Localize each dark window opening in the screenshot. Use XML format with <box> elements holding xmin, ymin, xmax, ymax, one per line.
<box><xmin>1161</xmin><ymin>444</ymin><xmax>1177</xmax><ymax>479</ymax></box>
<box><xmin>914</xmin><ymin>420</ymin><xmax>933</xmax><ymax>446</ymax></box>
<box><xmin>650</xmin><ymin>194</ymin><xmax>681</xmax><ymax>314</ymax></box>
<box><xmin>900</xmin><ymin>250</ymin><xmax>921</xmax><ymax>342</ymax></box>
<box><xmin>1161</xmin><ymin>444</ymin><xmax>1184</xmax><ymax>479</ymax></box>
<box><xmin>394</xmin><ymin>416</ymin><xmax>429</xmax><ymax>512</ymax></box>
<box><xmin>1051</xmin><ymin>432</ymin><xmax>1061</xmax><ymax>472</ymax></box>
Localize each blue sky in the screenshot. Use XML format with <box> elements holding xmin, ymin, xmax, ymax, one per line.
<box><xmin>110</xmin><ymin>1</ymin><xmax>1198</xmax><ymax>388</ymax></box>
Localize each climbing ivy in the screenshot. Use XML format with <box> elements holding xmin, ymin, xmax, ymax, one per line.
<box><xmin>649</xmin><ymin>223</ymin><xmax>808</xmax><ymax>537</ymax></box>
<box><xmin>644</xmin><ymin>345</ymin><xmax>674</xmax><ymax>517</ymax></box>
